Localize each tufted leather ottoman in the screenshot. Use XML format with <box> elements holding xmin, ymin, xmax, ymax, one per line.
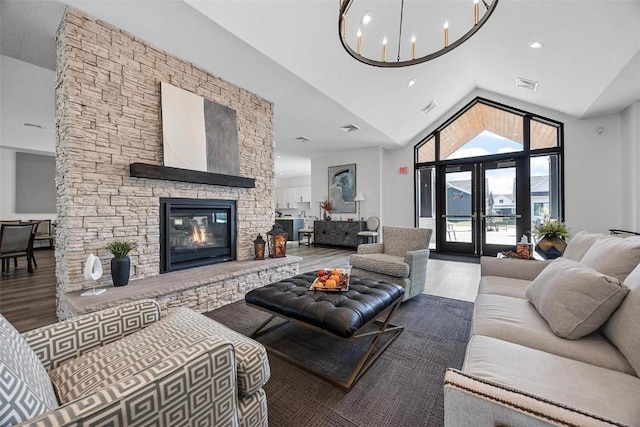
<box><xmin>245</xmin><ymin>271</ymin><xmax>405</xmax><ymax>391</ymax></box>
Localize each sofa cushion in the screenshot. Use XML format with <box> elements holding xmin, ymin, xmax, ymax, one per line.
<box><xmin>463</xmin><ymin>335</ymin><xmax>640</xmax><ymax>427</ymax></box>
<box><xmin>562</xmin><ymin>231</ymin><xmax>604</xmax><ymax>261</ymax></box>
<box><xmin>580</xmin><ymin>235</ymin><xmax>640</xmax><ymax>281</ymax></box>
<box><xmin>526</xmin><ymin>258</ymin><xmax>629</xmax><ymax>339</ymax></box>
<box><xmin>381</xmin><ymin>226</ymin><xmax>430</xmax><ymax>257</ymax></box>
<box><xmin>477</xmin><ymin>276</ymin><xmax>530</xmax><ymax>299</ymax></box>
<box><xmin>350</xmin><ymin>253</ymin><xmax>409</xmax><ymax>277</ymax></box>
<box><xmin>472</xmin><ymin>293</ymin><xmax>634</xmax><ymax>374</ymax></box>
<box><xmin>603</xmin><ymin>263</ymin><xmax>640</xmax><ymax>375</ymax></box>
<box><xmin>50</xmin><ymin>307</ymin><xmax>270</xmax><ymax>403</ymax></box>
<box><xmin>0</xmin><ymin>314</ymin><xmax>58</xmax><ymax>425</ymax></box>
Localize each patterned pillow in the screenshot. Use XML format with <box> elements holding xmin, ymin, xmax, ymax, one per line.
<box><xmin>0</xmin><ymin>315</ymin><xmax>58</xmax><ymax>426</ymax></box>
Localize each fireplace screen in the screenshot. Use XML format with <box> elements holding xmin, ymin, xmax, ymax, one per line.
<box><xmin>160</xmin><ymin>198</ymin><xmax>236</xmax><ymax>273</ymax></box>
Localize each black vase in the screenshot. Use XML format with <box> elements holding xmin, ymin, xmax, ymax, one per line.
<box><xmin>111</xmin><ymin>256</ymin><xmax>130</xmax><ymax>286</ymax></box>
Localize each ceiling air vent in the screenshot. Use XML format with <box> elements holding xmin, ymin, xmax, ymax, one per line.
<box><xmin>516</xmin><ymin>77</ymin><xmax>538</xmax><ymax>92</ymax></box>
<box><xmin>420</xmin><ymin>99</ymin><xmax>438</xmax><ymax>116</ymax></box>
<box><xmin>339</xmin><ymin>124</ymin><xmax>360</xmax><ymax>133</ymax></box>
<box><xmin>294</xmin><ymin>136</ymin><xmax>312</xmax><ymax>142</ymax></box>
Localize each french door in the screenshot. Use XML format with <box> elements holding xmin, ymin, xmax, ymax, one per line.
<box><xmin>437</xmin><ymin>158</ymin><xmax>529</xmax><ymax>256</ymax></box>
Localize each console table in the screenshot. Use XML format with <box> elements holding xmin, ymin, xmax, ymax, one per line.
<box><xmin>313</xmin><ymin>220</ymin><xmax>365</xmax><ymax>248</ymax></box>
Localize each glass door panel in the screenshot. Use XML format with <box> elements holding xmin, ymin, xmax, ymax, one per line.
<box><xmin>440</xmin><ymin>166</ymin><xmax>476</xmax><ymax>254</ymax></box>
<box><xmin>482</xmin><ymin>162</ymin><xmax>520</xmax><ymax>254</ymax></box>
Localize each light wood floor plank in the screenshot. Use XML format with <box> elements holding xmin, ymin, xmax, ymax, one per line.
<box><xmin>0</xmin><ymin>243</ymin><xmax>479</xmax><ymax>333</ymax></box>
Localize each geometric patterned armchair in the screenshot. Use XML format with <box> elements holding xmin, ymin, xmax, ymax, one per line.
<box><xmin>0</xmin><ymin>300</ymin><xmax>269</xmax><ymax>427</ymax></box>
<box><xmin>350</xmin><ymin>226</ymin><xmax>433</xmax><ymax>301</ymax></box>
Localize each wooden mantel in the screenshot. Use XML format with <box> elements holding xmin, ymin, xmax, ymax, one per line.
<box><xmin>130</xmin><ymin>163</ymin><xmax>256</xmax><ymax>188</ymax></box>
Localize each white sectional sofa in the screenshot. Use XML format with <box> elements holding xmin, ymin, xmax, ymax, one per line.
<box><xmin>444</xmin><ymin>232</ymin><xmax>640</xmax><ymax>427</ymax></box>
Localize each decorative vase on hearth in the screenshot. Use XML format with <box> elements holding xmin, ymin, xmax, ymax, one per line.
<box><xmin>106</xmin><ymin>240</ymin><xmax>137</xmax><ymax>287</ymax></box>
<box><xmin>110</xmin><ymin>256</ymin><xmax>131</xmax><ymax>286</ymax></box>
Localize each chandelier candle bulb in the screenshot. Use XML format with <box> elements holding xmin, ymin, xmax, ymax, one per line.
<box><xmin>382</xmin><ymin>36</ymin><xmax>387</xmax><ymax>61</ymax></box>
<box><xmin>411</xmin><ymin>35</ymin><xmax>416</xmax><ymax>59</ymax></box>
<box><xmin>444</xmin><ymin>20</ymin><xmax>449</xmax><ymax>47</ymax></box>
<box><xmin>341</xmin><ymin>13</ymin><xmax>346</xmax><ymax>38</ymax></box>
<box><xmin>474</xmin><ymin>0</ymin><xmax>479</xmax><ymax>25</ymax></box>
<box><xmin>357</xmin><ymin>28</ymin><xmax>362</xmax><ymax>54</ymax></box>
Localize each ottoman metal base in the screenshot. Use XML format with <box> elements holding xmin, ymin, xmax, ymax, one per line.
<box><xmin>245</xmin><ymin>272</ymin><xmax>405</xmax><ymax>391</ymax></box>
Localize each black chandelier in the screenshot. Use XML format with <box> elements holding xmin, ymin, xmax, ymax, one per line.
<box><xmin>339</xmin><ymin>0</ymin><xmax>499</xmax><ymax>68</ymax></box>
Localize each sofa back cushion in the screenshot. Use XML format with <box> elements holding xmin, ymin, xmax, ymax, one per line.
<box><xmin>580</xmin><ymin>235</ymin><xmax>640</xmax><ymax>282</ymax></box>
<box><xmin>525</xmin><ymin>258</ymin><xmax>629</xmax><ymax>339</ymax></box>
<box><xmin>382</xmin><ymin>226</ymin><xmax>431</xmax><ymax>257</ymax></box>
<box><xmin>562</xmin><ymin>231</ymin><xmax>604</xmax><ymax>262</ymax></box>
<box><xmin>0</xmin><ymin>314</ymin><xmax>58</xmax><ymax>425</ymax></box>
<box><xmin>603</xmin><ymin>263</ymin><xmax>640</xmax><ymax>375</ymax></box>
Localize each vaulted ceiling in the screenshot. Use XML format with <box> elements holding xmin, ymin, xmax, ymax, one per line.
<box><xmin>2</xmin><ymin>0</ymin><xmax>639</xmax><ymax>177</ymax></box>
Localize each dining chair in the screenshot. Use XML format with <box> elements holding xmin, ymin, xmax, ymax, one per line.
<box><xmin>0</xmin><ymin>223</ymin><xmax>36</xmax><ymax>275</ymax></box>
<box><xmin>31</xmin><ymin>219</ymin><xmax>55</xmax><ymax>249</ymax></box>
<box><xmin>357</xmin><ymin>216</ymin><xmax>380</xmax><ymax>244</ymax></box>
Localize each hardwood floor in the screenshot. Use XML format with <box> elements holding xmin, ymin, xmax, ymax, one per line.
<box><xmin>0</xmin><ymin>243</ymin><xmax>479</xmax><ymax>333</ymax></box>
<box><xmin>0</xmin><ymin>248</ymin><xmax>58</xmax><ymax>333</ymax></box>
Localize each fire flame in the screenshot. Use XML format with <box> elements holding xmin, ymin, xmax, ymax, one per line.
<box><xmin>191</xmin><ymin>225</ymin><xmax>207</xmax><ymax>244</ymax></box>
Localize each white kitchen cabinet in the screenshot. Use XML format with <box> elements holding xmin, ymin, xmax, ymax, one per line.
<box><xmin>275</xmin><ymin>186</ymin><xmax>311</xmax><ymax>208</ymax></box>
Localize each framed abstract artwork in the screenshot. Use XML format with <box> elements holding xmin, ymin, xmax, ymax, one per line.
<box><xmin>328</xmin><ymin>163</ymin><xmax>356</xmax><ymax>213</ymax></box>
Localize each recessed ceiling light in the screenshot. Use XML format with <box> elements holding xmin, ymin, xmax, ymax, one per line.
<box><xmin>408</xmin><ymin>78</ymin><xmax>416</xmax><ymax>87</ymax></box>
<box><xmin>276</xmin><ymin>155</ymin><xmax>281</xmax><ymax>158</ymax></box>
<box><xmin>294</xmin><ymin>136</ymin><xmax>312</xmax><ymax>142</ymax></box>
<box><xmin>339</xmin><ymin>124</ymin><xmax>360</xmax><ymax>133</ymax></box>
<box><xmin>529</xmin><ymin>40</ymin><xmax>543</xmax><ymax>49</ymax></box>
<box><xmin>361</xmin><ymin>10</ymin><xmax>372</xmax><ymax>26</ymax></box>
<box><xmin>420</xmin><ymin>99</ymin><xmax>438</xmax><ymax>116</ymax></box>
<box><xmin>279</xmin><ymin>173</ymin><xmax>284</xmax><ymax>176</ymax></box>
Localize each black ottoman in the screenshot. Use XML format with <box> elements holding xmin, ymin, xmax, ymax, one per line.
<box><xmin>245</xmin><ymin>271</ymin><xmax>405</xmax><ymax>391</ymax></box>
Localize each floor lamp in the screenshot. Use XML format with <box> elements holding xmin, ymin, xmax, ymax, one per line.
<box><xmin>354</xmin><ymin>192</ymin><xmax>365</xmax><ymax>220</ymax></box>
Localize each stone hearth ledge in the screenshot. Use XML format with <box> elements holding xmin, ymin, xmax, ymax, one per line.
<box><xmin>59</xmin><ymin>256</ymin><xmax>302</xmax><ymax>319</ymax></box>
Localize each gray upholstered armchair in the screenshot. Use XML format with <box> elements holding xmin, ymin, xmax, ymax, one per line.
<box><xmin>350</xmin><ymin>226</ymin><xmax>433</xmax><ymax>301</ymax></box>
<box><xmin>1</xmin><ymin>300</ymin><xmax>269</xmax><ymax>427</ymax></box>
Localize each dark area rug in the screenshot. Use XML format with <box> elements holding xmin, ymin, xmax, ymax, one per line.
<box><xmin>205</xmin><ymin>294</ymin><xmax>473</xmax><ymax>427</ymax></box>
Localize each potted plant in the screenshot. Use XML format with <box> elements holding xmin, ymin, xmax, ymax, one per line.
<box><xmin>533</xmin><ymin>218</ymin><xmax>570</xmax><ymax>259</ymax></box>
<box><xmin>320</xmin><ymin>200</ymin><xmax>333</xmax><ymax>221</ymax></box>
<box><xmin>106</xmin><ymin>240</ymin><xmax>137</xmax><ymax>286</ymax></box>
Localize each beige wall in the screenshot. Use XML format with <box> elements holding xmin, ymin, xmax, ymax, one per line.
<box><xmin>55</xmin><ymin>8</ymin><xmax>275</xmax><ymax>300</ymax></box>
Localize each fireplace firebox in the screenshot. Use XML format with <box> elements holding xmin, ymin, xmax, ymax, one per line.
<box><xmin>160</xmin><ymin>198</ymin><xmax>236</xmax><ymax>273</ymax></box>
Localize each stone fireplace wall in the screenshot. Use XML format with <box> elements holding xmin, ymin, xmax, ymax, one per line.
<box><xmin>55</xmin><ymin>9</ymin><xmax>275</xmax><ymax>307</ymax></box>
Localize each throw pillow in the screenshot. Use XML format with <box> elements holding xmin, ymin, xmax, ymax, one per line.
<box><xmin>562</xmin><ymin>231</ymin><xmax>604</xmax><ymax>262</ymax></box>
<box><xmin>603</xmin><ymin>263</ymin><xmax>640</xmax><ymax>375</ymax></box>
<box><xmin>526</xmin><ymin>258</ymin><xmax>629</xmax><ymax>339</ymax></box>
<box><xmin>580</xmin><ymin>235</ymin><xmax>640</xmax><ymax>282</ymax></box>
<box><xmin>0</xmin><ymin>314</ymin><xmax>59</xmax><ymax>424</ymax></box>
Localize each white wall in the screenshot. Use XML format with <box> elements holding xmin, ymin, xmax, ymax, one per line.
<box><xmin>0</xmin><ymin>55</ymin><xmax>56</xmax><ymax>220</ymax></box>
<box><xmin>311</xmin><ymin>147</ymin><xmax>382</xmax><ymax>222</ymax></box>
<box><xmin>621</xmin><ymin>101</ymin><xmax>640</xmax><ymax>232</ymax></box>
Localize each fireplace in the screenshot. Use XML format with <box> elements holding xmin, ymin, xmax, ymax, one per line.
<box><xmin>160</xmin><ymin>198</ymin><xmax>236</xmax><ymax>273</ymax></box>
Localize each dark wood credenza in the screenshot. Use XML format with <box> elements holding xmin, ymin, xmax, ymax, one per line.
<box><xmin>313</xmin><ymin>220</ymin><xmax>365</xmax><ymax>248</ymax></box>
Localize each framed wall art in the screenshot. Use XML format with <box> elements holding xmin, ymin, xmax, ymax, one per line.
<box><xmin>328</xmin><ymin>163</ymin><xmax>356</xmax><ymax>213</ymax></box>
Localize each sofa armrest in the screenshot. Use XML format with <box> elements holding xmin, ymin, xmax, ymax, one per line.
<box><xmin>480</xmin><ymin>256</ymin><xmax>552</xmax><ymax>281</ymax></box>
<box><xmin>22</xmin><ymin>300</ymin><xmax>161</xmax><ymax>372</ymax></box>
<box><xmin>444</xmin><ymin>369</ymin><xmax>626</xmax><ymax>427</ymax></box>
<box><xmin>357</xmin><ymin>243</ymin><xmax>384</xmax><ymax>254</ymax></box>
<box><xmin>22</xmin><ymin>339</ymin><xmax>240</xmax><ymax>427</ymax></box>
